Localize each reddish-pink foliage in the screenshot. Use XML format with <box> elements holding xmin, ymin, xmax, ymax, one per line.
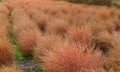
<box><xmin>0</xmin><ymin>5</ymin><xmax>10</xmax><ymax>40</ymax></box>
<box><xmin>46</xmin><ymin>18</ymin><xmax>69</xmax><ymax>36</ymax></box>
<box><xmin>11</xmin><ymin>7</ymin><xmax>41</xmax><ymax>56</ymax></box>
<box><xmin>103</xmin><ymin>33</ymin><xmax>120</xmax><ymax>71</ymax></box>
<box><xmin>1</xmin><ymin>1</ymin><xmax>120</xmax><ymax>71</ymax></box>
<box><xmin>0</xmin><ymin>4</ymin><xmax>14</xmax><ymax>66</ymax></box>
<box><xmin>2</xmin><ymin>0</ymin><xmax>29</xmax><ymax>11</ymax></box>
<box><xmin>0</xmin><ymin>25</ymin><xmax>8</xmax><ymax>40</ymax></box>
<box><xmin>26</xmin><ymin>7</ymin><xmax>49</xmax><ymax>31</ymax></box>
<box><xmin>0</xmin><ymin>4</ymin><xmax>9</xmax><ymax>15</ymax></box>
<box><xmin>3</xmin><ymin>0</ymin><xmax>119</xmax><ymax>33</ymax></box>
<box><xmin>17</xmin><ymin>29</ymin><xmax>40</xmax><ymax>56</ymax></box>
<box><xmin>40</xmin><ymin>43</ymin><xmax>102</xmax><ymax>72</ymax></box>
<box><xmin>0</xmin><ymin>40</ymin><xmax>14</xmax><ymax>66</ymax></box>
<box><xmin>34</xmin><ymin>34</ymin><xmax>63</xmax><ymax>63</ymax></box>
<box><xmin>68</xmin><ymin>28</ymin><xmax>92</xmax><ymax>44</ymax></box>
<box><xmin>93</xmin><ymin>31</ymin><xmax>113</xmax><ymax>54</ymax></box>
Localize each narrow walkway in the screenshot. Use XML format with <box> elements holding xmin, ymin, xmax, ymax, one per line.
<box><xmin>8</xmin><ymin>16</ymin><xmax>42</xmax><ymax>72</ymax></box>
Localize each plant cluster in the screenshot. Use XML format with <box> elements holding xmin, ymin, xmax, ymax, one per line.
<box><xmin>0</xmin><ymin>0</ymin><xmax>120</xmax><ymax>72</ymax></box>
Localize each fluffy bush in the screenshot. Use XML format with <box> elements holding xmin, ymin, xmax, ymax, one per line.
<box><xmin>89</xmin><ymin>23</ymin><xmax>107</xmax><ymax>34</ymax></box>
<box><xmin>69</xmin><ymin>4</ymin><xmax>118</xmax><ymax>33</ymax></box>
<box><xmin>96</xmin><ymin>7</ymin><xmax>117</xmax><ymax>32</ymax></box>
<box><xmin>0</xmin><ymin>24</ymin><xmax>9</xmax><ymax>40</ymax></box>
<box><xmin>0</xmin><ymin>4</ymin><xmax>9</xmax><ymax>15</ymax></box>
<box><xmin>24</xmin><ymin>0</ymin><xmax>70</xmax><ymax>21</ymax></box>
<box><xmin>1</xmin><ymin>1</ymin><xmax>120</xmax><ymax>71</ymax></box>
<box><xmin>93</xmin><ymin>31</ymin><xmax>114</xmax><ymax>54</ymax></box>
<box><xmin>11</xmin><ymin>7</ymin><xmax>38</xmax><ymax>37</ymax></box>
<box><xmin>104</xmin><ymin>33</ymin><xmax>120</xmax><ymax>71</ymax></box>
<box><xmin>42</xmin><ymin>1</ymin><xmax>70</xmax><ymax>16</ymax></box>
<box><xmin>0</xmin><ymin>5</ymin><xmax>9</xmax><ymax>40</ymax></box>
<box><xmin>67</xmin><ymin>27</ymin><xmax>93</xmax><ymax>44</ymax></box>
<box><xmin>9</xmin><ymin>0</ymin><xmax>120</xmax><ymax>33</ymax></box>
<box><xmin>16</xmin><ymin>29</ymin><xmax>40</xmax><ymax>56</ymax></box>
<box><xmin>24</xmin><ymin>1</ymin><xmax>70</xmax><ymax>33</ymax></box>
<box><xmin>0</xmin><ymin>40</ymin><xmax>14</xmax><ymax>66</ymax></box>
<box><xmin>34</xmin><ymin>34</ymin><xmax>63</xmax><ymax>63</ymax></box>
<box><xmin>26</xmin><ymin>7</ymin><xmax>49</xmax><ymax>32</ymax></box>
<box><xmin>2</xmin><ymin>0</ymin><xmax>60</xmax><ymax>11</ymax></box>
<box><xmin>11</xmin><ymin>7</ymin><xmax>41</xmax><ymax>56</ymax></box>
<box><xmin>46</xmin><ymin>18</ymin><xmax>69</xmax><ymax>36</ymax></box>
<box><xmin>2</xmin><ymin>0</ymin><xmax>29</xmax><ymax>11</ymax></box>
<box><xmin>111</xmin><ymin>9</ymin><xmax>120</xmax><ymax>27</ymax></box>
<box><xmin>0</xmin><ymin>4</ymin><xmax>14</xmax><ymax>66</ymax></box>
<box><xmin>40</xmin><ymin>43</ymin><xmax>103</xmax><ymax>72</ymax></box>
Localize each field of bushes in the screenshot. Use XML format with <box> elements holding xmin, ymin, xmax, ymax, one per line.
<box><xmin>0</xmin><ymin>0</ymin><xmax>120</xmax><ymax>72</ymax></box>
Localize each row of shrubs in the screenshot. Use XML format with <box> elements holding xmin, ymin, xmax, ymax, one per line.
<box><xmin>0</xmin><ymin>4</ymin><xmax>22</xmax><ymax>72</ymax></box>
<box><xmin>0</xmin><ymin>0</ymin><xmax>120</xmax><ymax>72</ymax></box>
<box><xmin>24</xmin><ymin>1</ymin><xmax>120</xmax><ymax>72</ymax></box>
<box><xmin>11</xmin><ymin>7</ymin><xmax>41</xmax><ymax>56</ymax></box>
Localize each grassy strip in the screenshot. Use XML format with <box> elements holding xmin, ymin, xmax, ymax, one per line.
<box><xmin>9</xmin><ymin>15</ymin><xmax>25</xmax><ymax>61</ymax></box>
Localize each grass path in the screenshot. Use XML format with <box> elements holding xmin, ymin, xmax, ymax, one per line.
<box><xmin>8</xmin><ymin>16</ymin><xmax>42</xmax><ymax>72</ymax></box>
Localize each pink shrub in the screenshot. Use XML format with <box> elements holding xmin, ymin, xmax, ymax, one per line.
<box><xmin>0</xmin><ymin>5</ymin><xmax>10</xmax><ymax>40</ymax></box>
<box><xmin>34</xmin><ymin>34</ymin><xmax>63</xmax><ymax>63</ymax></box>
<box><xmin>0</xmin><ymin>40</ymin><xmax>14</xmax><ymax>66</ymax></box>
<box><xmin>0</xmin><ymin>4</ymin><xmax>14</xmax><ymax>66</ymax></box>
<box><xmin>104</xmin><ymin>33</ymin><xmax>120</xmax><ymax>71</ymax></box>
<box><xmin>11</xmin><ymin>7</ymin><xmax>41</xmax><ymax>56</ymax></box>
<box><xmin>0</xmin><ymin>4</ymin><xmax>9</xmax><ymax>15</ymax></box>
<box><xmin>93</xmin><ymin>31</ymin><xmax>114</xmax><ymax>54</ymax></box>
<box><xmin>46</xmin><ymin>18</ymin><xmax>69</xmax><ymax>36</ymax></box>
<box><xmin>17</xmin><ymin>29</ymin><xmax>40</xmax><ymax>56</ymax></box>
<box><xmin>40</xmin><ymin>43</ymin><xmax>103</xmax><ymax>72</ymax></box>
<box><xmin>2</xmin><ymin>0</ymin><xmax>24</xmax><ymax>11</ymax></box>
<box><xmin>68</xmin><ymin>28</ymin><xmax>92</xmax><ymax>44</ymax></box>
<box><xmin>26</xmin><ymin>7</ymin><xmax>49</xmax><ymax>31</ymax></box>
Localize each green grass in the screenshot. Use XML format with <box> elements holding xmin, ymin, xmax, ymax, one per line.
<box><xmin>114</xmin><ymin>0</ymin><xmax>120</xmax><ymax>7</ymax></box>
<box><xmin>29</xmin><ymin>67</ymin><xmax>34</xmax><ymax>72</ymax></box>
<box><xmin>66</xmin><ymin>0</ymin><xmax>120</xmax><ymax>7</ymax></box>
<box><xmin>29</xmin><ymin>66</ymin><xmax>43</xmax><ymax>72</ymax></box>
